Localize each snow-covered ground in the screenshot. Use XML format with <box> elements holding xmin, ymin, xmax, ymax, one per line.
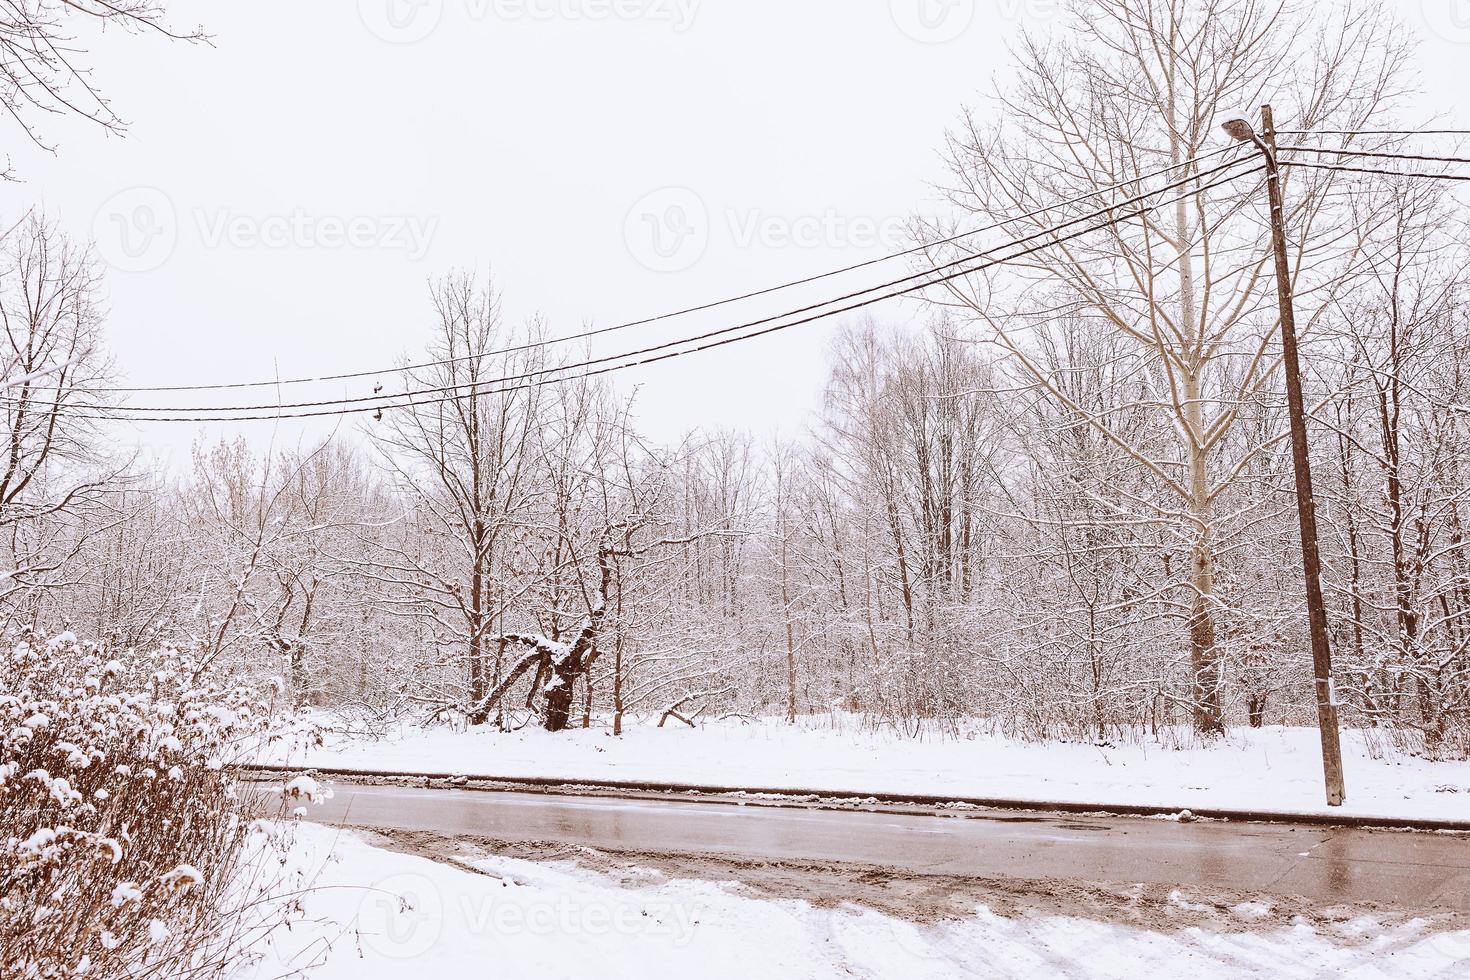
<box><xmin>245</xmin><ymin>824</ymin><xmax>1470</xmax><ymax>979</ymax></box>
<box><xmin>265</xmin><ymin>719</ymin><xmax>1470</xmax><ymax>823</ymax></box>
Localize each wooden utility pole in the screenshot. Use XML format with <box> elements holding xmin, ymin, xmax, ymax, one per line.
<box><xmin>1225</xmin><ymin>104</ymin><xmax>1346</xmax><ymax>805</ymax></box>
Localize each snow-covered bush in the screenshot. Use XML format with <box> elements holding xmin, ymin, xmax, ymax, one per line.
<box><xmin>1</xmin><ymin>634</ymin><xmax>307</xmax><ymax>978</ymax></box>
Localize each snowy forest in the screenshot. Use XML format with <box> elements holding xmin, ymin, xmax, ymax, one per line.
<box><xmin>9</xmin><ymin>1</ymin><xmax>1470</xmax><ymax>977</ymax></box>
<box><xmin>5</xmin><ymin>1</ymin><xmax>1464</xmax><ymax>758</ymax></box>
<box><xmin>9</xmin><ymin>180</ymin><xmax>1470</xmax><ymax>756</ymax></box>
<box><xmin>1</xmin><ymin>0</ymin><xmax>1467</xmax><ymax>758</ymax></box>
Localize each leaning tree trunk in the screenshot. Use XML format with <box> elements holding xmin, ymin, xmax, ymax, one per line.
<box><xmin>542</xmin><ymin>540</ymin><xmax>616</xmax><ymax>731</ymax></box>
<box><xmin>543</xmin><ymin>633</ymin><xmax>597</xmax><ymax>732</ymax></box>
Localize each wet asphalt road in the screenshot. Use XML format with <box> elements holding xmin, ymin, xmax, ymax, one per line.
<box><xmin>307</xmin><ymin>784</ymin><xmax>1470</xmax><ymax>912</ymax></box>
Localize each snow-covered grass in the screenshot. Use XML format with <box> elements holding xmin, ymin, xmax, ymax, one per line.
<box><xmin>244</xmin><ymin>824</ymin><xmax>1470</xmax><ymax>979</ymax></box>
<box><xmin>265</xmin><ymin>716</ymin><xmax>1470</xmax><ymax>822</ymax></box>
<box><xmin>0</xmin><ymin>636</ymin><xmax>308</xmax><ymax>979</ymax></box>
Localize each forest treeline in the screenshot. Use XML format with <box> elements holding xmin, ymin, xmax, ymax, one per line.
<box><xmin>2</xmin><ymin>0</ymin><xmax>1467</xmax><ymax>753</ymax></box>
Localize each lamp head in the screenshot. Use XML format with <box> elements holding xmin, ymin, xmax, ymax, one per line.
<box><xmin>1220</xmin><ymin>114</ymin><xmax>1257</xmax><ymax>142</ymax></box>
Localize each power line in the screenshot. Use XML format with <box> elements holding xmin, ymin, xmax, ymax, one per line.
<box><xmin>83</xmin><ymin>147</ymin><xmax>1247</xmax><ymax>396</ymax></box>
<box><xmin>1277</xmin><ymin>129</ymin><xmax>1470</xmax><ymax>136</ymax></box>
<box><xmin>1278</xmin><ymin>146</ymin><xmax>1470</xmax><ymax>166</ymax></box>
<box><xmin>35</xmin><ymin>155</ymin><xmax>1263</xmax><ymax>418</ymax></box>
<box><xmin>1280</xmin><ymin>161</ymin><xmax>1470</xmax><ymax>182</ymax></box>
<box><xmin>43</xmin><ymin>162</ymin><xmax>1266</xmax><ymax>424</ymax></box>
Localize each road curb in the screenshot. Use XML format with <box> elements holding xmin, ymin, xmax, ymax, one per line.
<box><xmin>239</xmin><ymin>762</ymin><xmax>1470</xmax><ymax>833</ymax></box>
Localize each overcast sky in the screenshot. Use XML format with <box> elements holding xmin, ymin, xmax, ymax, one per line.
<box><xmin>5</xmin><ymin>0</ymin><xmax>1467</xmax><ymax>467</ymax></box>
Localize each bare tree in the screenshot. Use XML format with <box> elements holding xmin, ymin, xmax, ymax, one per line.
<box><xmin>1</xmin><ymin>0</ymin><xmax>206</xmax><ymax>170</ymax></box>
<box><xmin>816</xmin><ymin>320</ymin><xmax>1005</xmax><ymax>732</ymax></box>
<box><xmin>367</xmin><ymin>272</ymin><xmax>543</xmax><ymax>723</ymax></box>
<box><xmin>932</xmin><ymin>0</ymin><xmax>1411</xmax><ymax>732</ymax></box>
<box><xmin>0</xmin><ymin>216</ymin><xmax>125</xmax><ymax>618</ymax></box>
<box><xmin>1319</xmin><ymin>182</ymin><xmax>1470</xmax><ymax>753</ymax></box>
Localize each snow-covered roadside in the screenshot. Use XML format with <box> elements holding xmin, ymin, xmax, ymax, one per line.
<box><xmin>264</xmin><ymin>719</ymin><xmax>1470</xmax><ymax>823</ymax></box>
<box><xmin>243</xmin><ymin>824</ymin><xmax>1469</xmax><ymax>979</ymax></box>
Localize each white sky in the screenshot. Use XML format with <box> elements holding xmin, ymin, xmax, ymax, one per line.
<box><xmin>4</xmin><ymin>0</ymin><xmax>1467</xmax><ymax>467</ymax></box>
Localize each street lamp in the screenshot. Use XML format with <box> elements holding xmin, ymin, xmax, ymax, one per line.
<box><xmin>1219</xmin><ymin>115</ymin><xmax>1258</xmax><ymax>144</ymax></box>
<box><xmin>1222</xmin><ymin>105</ymin><xmax>1346</xmax><ymax>806</ymax></box>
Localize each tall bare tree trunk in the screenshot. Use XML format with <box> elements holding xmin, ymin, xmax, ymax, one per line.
<box><xmin>781</xmin><ymin>522</ymin><xmax>797</xmax><ymax>723</ymax></box>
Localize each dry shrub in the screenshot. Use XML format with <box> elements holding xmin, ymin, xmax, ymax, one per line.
<box><xmin>1</xmin><ymin>634</ymin><xmax>312</xmax><ymax>978</ymax></box>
